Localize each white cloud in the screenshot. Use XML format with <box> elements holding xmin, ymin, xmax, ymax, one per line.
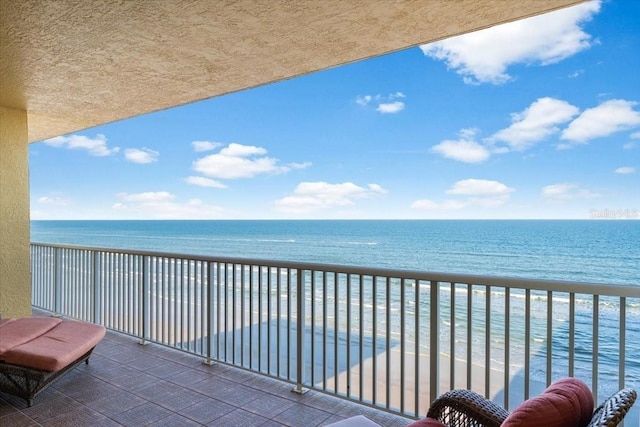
<box><xmin>117</xmin><ymin>191</ymin><xmax>174</xmax><ymax>202</ymax></box>
<box><xmin>420</xmin><ymin>1</ymin><xmax>600</xmax><ymax>84</ymax></box>
<box><xmin>220</xmin><ymin>143</ymin><xmax>266</xmax><ymax>157</ymax></box>
<box><xmin>631</xmin><ymin>132</ymin><xmax>640</xmax><ymax>139</ymax></box>
<box><xmin>192</xmin><ymin>141</ymin><xmax>223</xmax><ymax>152</ymax></box>
<box><xmin>412</xmin><ymin>179</ymin><xmax>514</xmax><ymax>211</ymax></box>
<box><xmin>568</xmin><ymin>70</ymin><xmax>584</xmax><ymax>78</ymax></box>
<box><xmin>562</xmin><ymin>99</ymin><xmax>640</xmax><ymax>143</ymax></box>
<box><xmin>193</xmin><ymin>143</ymin><xmax>311</xmax><ymax>179</ymax></box>
<box><xmin>431</xmin><ymin>128</ymin><xmax>490</xmax><ymax>163</ymax></box>
<box><xmin>42</xmin><ymin>134</ymin><xmax>120</xmax><ymax>156</ymax></box>
<box><xmin>377</xmin><ymin>101</ymin><xmax>405</xmax><ymax>114</ymax></box>
<box><xmin>367</xmin><ymin>183</ymin><xmax>388</xmax><ymax>195</ymax></box>
<box><xmin>274</xmin><ymin>181</ymin><xmax>387</xmax><ymax>214</ymax></box>
<box><xmin>411</xmin><ymin>199</ymin><xmax>467</xmax><ymax>210</ymax></box>
<box><xmin>113</xmin><ymin>191</ymin><xmax>225</xmax><ymax>219</ymax></box>
<box><xmin>490</xmin><ymin>97</ymin><xmax>579</xmax><ymax>151</ymax></box>
<box><xmin>446</xmin><ymin>179</ymin><xmax>514</xmax><ymax>197</ymax></box>
<box><xmin>37</xmin><ymin>196</ymin><xmax>68</xmax><ymax>206</ymax></box>
<box><xmin>623</xmin><ymin>142</ymin><xmax>638</xmax><ymax>150</ymax></box>
<box><xmin>289</xmin><ymin>162</ymin><xmax>313</xmax><ymax>170</ymax></box>
<box><xmin>355</xmin><ymin>95</ymin><xmax>373</xmax><ymax>106</ymax></box>
<box><xmin>124</xmin><ymin>148</ymin><xmax>159</xmax><ymax>164</ymax></box>
<box><xmin>614</xmin><ymin>167</ymin><xmax>636</xmax><ymax>174</ymax></box>
<box><xmin>541</xmin><ymin>183</ymin><xmax>601</xmax><ymax>200</ymax></box>
<box><xmin>357</xmin><ymin>93</ymin><xmax>406</xmax><ymax>113</ymax></box>
<box><xmin>184</xmin><ymin>176</ymin><xmax>228</xmax><ymax>188</ymax></box>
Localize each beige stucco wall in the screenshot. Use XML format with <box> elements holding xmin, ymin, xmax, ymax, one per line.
<box><xmin>0</xmin><ymin>106</ymin><xmax>31</xmax><ymax>318</ymax></box>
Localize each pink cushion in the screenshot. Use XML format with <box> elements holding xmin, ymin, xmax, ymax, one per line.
<box><xmin>503</xmin><ymin>378</ymin><xmax>594</xmax><ymax>427</ymax></box>
<box><xmin>0</xmin><ymin>317</ymin><xmax>61</xmax><ymax>355</ymax></box>
<box><xmin>544</xmin><ymin>378</ymin><xmax>594</xmax><ymax>426</ymax></box>
<box><xmin>406</xmin><ymin>418</ymin><xmax>448</xmax><ymax>427</ymax></box>
<box><xmin>2</xmin><ymin>320</ymin><xmax>106</xmax><ymax>372</ymax></box>
<box><xmin>0</xmin><ymin>318</ymin><xmax>16</xmax><ymax>328</ymax></box>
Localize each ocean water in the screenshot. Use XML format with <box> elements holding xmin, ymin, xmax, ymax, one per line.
<box><xmin>31</xmin><ymin>219</ymin><xmax>640</xmax><ymax>286</ymax></box>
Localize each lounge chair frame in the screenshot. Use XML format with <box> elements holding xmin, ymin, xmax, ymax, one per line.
<box><xmin>0</xmin><ymin>348</ymin><xmax>95</xmax><ymax>407</ymax></box>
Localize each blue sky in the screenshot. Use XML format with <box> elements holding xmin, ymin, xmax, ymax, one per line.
<box><xmin>30</xmin><ymin>0</ymin><xmax>640</xmax><ymax>220</ymax></box>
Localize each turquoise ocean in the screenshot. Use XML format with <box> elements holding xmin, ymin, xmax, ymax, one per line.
<box><xmin>31</xmin><ymin>219</ymin><xmax>640</xmax><ymax>415</ymax></box>
<box><xmin>31</xmin><ymin>219</ymin><xmax>639</xmax><ymax>286</ymax></box>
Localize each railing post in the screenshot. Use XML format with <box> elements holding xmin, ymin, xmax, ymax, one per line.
<box><xmin>204</xmin><ymin>261</ymin><xmax>216</xmax><ymax>366</ymax></box>
<box><xmin>293</xmin><ymin>269</ymin><xmax>308</xmax><ymax>394</ymax></box>
<box><xmin>93</xmin><ymin>251</ymin><xmax>101</xmax><ymax>325</ymax></box>
<box><xmin>54</xmin><ymin>247</ymin><xmax>62</xmax><ymax>316</ymax></box>
<box><xmin>140</xmin><ymin>255</ymin><xmax>150</xmax><ymax>345</ymax></box>
<box><xmin>429</xmin><ymin>280</ymin><xmax>440</xmax><ymax>403</ymax></box>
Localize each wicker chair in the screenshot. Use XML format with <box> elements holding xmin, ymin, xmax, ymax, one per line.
<box><xmin>426</xmin><ymin>388</ymin><xmax>637</xmax><ymax>427</ymax></box>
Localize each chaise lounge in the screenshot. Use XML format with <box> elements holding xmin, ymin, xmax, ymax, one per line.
<box><xmin>0</xmin><ymin>317</ymin><xmax>106</xmax><ymax>406</ymax></box>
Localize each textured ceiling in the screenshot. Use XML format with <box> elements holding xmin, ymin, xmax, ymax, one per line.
<box><xmin>1</xmin><ymin>0</ymin><xmax>584</xmax><ymax>143</ymax></box>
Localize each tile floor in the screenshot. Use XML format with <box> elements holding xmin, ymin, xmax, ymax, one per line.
<box><xmin>0</xmin><ymin>321</ymin><xmax>414</xmax><ymax>426</ymax></box>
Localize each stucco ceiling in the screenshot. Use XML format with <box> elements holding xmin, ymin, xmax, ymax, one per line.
<box><xmin>1</xmin><ymin>0</ymin><xmax>584</xmax><ymax>143</ymax></box>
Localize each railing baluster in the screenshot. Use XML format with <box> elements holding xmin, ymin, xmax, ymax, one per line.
<box><xmin>293</xmin><ymin>268</ymin><xmax>306</xmax><ymax>394</ymax></box>
<box><xmin>569</xmin><ymin>293</ymin><xmax>575</xmax><ymax>377</ymax></box>
<box><xmin>54</xmin><ymin>247</ymin><xmax>61</xmax><ymax>315</ymax></box>
<box><xmin>466</xmin><ymin>283</ymin><xmax>472</xmax><ymax>390</ymax></box>
<box><xmin>199</xmin><ymin>261</ymin><xmax>205</xmax><ymax>356</ymax></box>
<box><xmin>430</xmin><ymin>280</ymin><xmax>439</xmax><ymax>406</ymax></box>
<box><xmin>277</xmin><ymin>267</ymin><xmax>282</xmax><ymax>378</ymax></box>
<box><xmin>334</xmin><ymin>271</ymin><xmax>339</xmax><ymax>395</ymax></box>
<box><xmin>93</xmin><ymin>250</ymin><xmax>100</xmax><ymax>324</ymax></box>
<box><xmin>400</xmin><ymin>277</ymin><xmax>405</xmax><ymax>412</ymax></box>
<box><xmin>385</xmin><ymin>276</ymin><xmax>390</xmax><ymax>409</ymax></box>
<box><xmin>524</xmin><ymin>288</ymin><xmax>531</xmax><ymax>400</ymax></box>
<box><xmin>547</xmin><ymin>290</ymin><xmax>553</xmax><ymax>385</ymax></box>
<box><xmin>450</xmin><ymin>282</ymin><xmax>455</xmax><ymax>391</ymax></box>
<box><xmin>216</xmin><ymin>262</ymin><xmax>221</xmax><ymax>360</ymax></box>
<box><xmin>155</xmin><ymin>256</ymin><xmax>160</xmax><ymax>342</ymax></box>
<box><xmin>141</xmin><ymin>255</ymin><xmax>149</xmax><ymax>345</ymax></box>
<box><xmin>414</xmin><ymin>279</ymin><xmax>420</xmax><ymax>416</ymax></box>
<box><xmin>205</xmin><ymin>261</ymin><xmax>214</xmax><ymax>365</ymax></box>
<box><xmin>485</xmin><ymin>285</ymin><xmax>491</xmax><ymax>398</ymax></box>
<box><xmin>249</xmin><ymin>264</ymin><xmax>253</xmax><ymax>369</ymax></box>
<box><xmin>267</xmin><ymin>266</ymin><xmax>272</xmax><ymax>375</ymax></box>
<box><xmin>287</xmin><ymin>267</ymin><xmax>292</xmax><ymax>381</ymax></box>
<box><xmin>240</xmin><ymin>264</ymin><xmax>245</xmax><ymax>366</ymax></box>
<box><xmin>322</xmin><ymin>272</ymin><xmax>328</xmax><ymax>392</ymax></box>
<box><xmin>619</xmin><ymin>297</ymin><xmax>626</xmax><ymax>392</ymax></box>
<box><xmin>311</xmin><ymin>270</ymin><xmax>316</xmax><ymax>388</ymax></box>
<box><xmin>504</xmin><ymin>287</ymin><xmax>510</xmax><ymax>410</ymax></box>
<box><xmin>372</xmin><ymin>275</ymin><xmax>378</xmax><ymax>406</ymax></box>
<box><xmin>359</xmin><ymin>274</ymin><xmax>364</xmax><ymax>402</ymax></box>
<box><xmin>258</xmin><ymin>265</ymin><xmax>263</xmax><ymax>372</ymax></box>
<box><xmin>593</xmin><ymin>295</ymin><xmax>599</xmax><ymax>404</ymax></box>
<box><xmin>346</xmin><ymin>273</ymin><xmax>352</xmax><ymax>398</ymax></box>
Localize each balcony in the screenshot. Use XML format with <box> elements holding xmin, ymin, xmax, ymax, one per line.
<box><xmin>2</xmin><ymin>242</ymin><xmax>638</xmax><ymax>425</ymax></box>
<box><xmin>1</xmin><ymin>309</ymin><xmax>413</xmax><ymax>426</ymax></box>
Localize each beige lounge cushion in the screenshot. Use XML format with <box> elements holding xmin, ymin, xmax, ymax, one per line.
<box><xmin>2</xmin><ymin>320</ymin><xmax>106</xmax><ymax>372</ymax></box>
<box><xmin>0</xmin><ymin>317</ymin><xmax>62</xmax><ymax>355</ymax></box>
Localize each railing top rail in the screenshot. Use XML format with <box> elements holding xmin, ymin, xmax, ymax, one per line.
<box><xmin>31</xmin><ymin>242</ymin><xmax>640</xmax><ymax>298</ymax></box>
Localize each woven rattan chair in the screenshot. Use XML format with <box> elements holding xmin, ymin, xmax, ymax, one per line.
<box><xmin>426</xmin><ymin>388</ymin><xmax>637</xmax><ymax>427</ymax></box>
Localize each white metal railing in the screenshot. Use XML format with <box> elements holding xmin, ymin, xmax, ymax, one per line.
<box><xmin>30</xmin><ymin>243</ymin><xmax>640</xmax><ymax>421</ymax></box>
